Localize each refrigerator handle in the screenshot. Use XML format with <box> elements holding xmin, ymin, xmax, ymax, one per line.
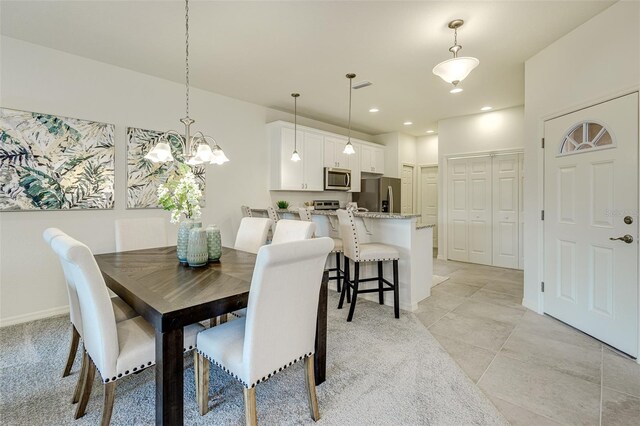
<box><xmin>388</xmin><ymin>186</ymin><xmax>394</xmax><ymax>213</ymax></box>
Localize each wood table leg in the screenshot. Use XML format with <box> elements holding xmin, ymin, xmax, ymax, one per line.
<box><xmin>155</xmin><ymin>327</ymin><xmax>184</xmax><ymax>426</ymax></box>
<box><xmin>314</xmin><ymin>271</ymin><xmax>328</xmax><ymax>385</ymax></box>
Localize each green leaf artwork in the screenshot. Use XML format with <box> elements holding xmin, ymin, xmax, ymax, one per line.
<box><xmin>126</xmin><ymin>127</ymin><xmax>205</xmax><ymax>209</ymax></box>
<box><xmin>0</xmin><ymin>108</ymin><xmax>115</xmax><ymax>211</ymax></box>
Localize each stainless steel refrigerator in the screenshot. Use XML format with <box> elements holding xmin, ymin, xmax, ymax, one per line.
<box><xmin>352</xmin><ymin>177</ymin><xmax>401</xmax><ymax>213</ymax></box>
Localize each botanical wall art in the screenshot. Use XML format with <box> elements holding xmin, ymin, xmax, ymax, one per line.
<box><xmin>0</xmin><ymin>108</ymin><xmax>115</xmax><ymax>211</ymax></box>
<box><xmin>126</xmin><ymin>127</ymin><xmax>205</xmax><ymax>209</ymax></box>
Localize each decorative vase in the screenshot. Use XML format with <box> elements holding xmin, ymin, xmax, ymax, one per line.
<box><xmin>206</xmin><ymin>225</ymin><xmax>222</xmax><ymax>262</ymax></box>
<box><xmin>187</xmin><ymin>224</ymin><xmax>208</xmax><ymax>267</ymax></box>
<box><xmin>177</xmin><ymin>219</ymin><xmax>196</xmax><ymax>264</ymax></box>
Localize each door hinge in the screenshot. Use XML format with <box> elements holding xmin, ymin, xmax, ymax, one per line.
<box><xmin>541</xmin><ymin>210</ymin><xmax>545</xmax><ymax>220</ymax></box>
<box><xmin>541</xmin><ymin>138</ymin><xmax>545</xmax><ymax>148</ymax></box>
<box><xmin>541</xmin><ymin>282</ymin><xmax>545</xmax><ymax>292</ymax></box>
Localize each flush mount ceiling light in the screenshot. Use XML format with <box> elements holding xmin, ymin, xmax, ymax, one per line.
<box><xmin>481</xmin><ymin>106</ymin><xmax>493</xmax><ymax>111</ymax></box>
<box><xmin>291</xmin><ymin>93</ymin><xmax>301</xmax><ymax>162</ymax></box>
<box><xmin>369</xmin><ymin>108</ymin><xmax>380</xmax><ymax>113</ymax></box>
<box><xmin>426</xmin><ymin>130</ymin><xmax>435</xmax><ymax>134</ymax></box>
<box><xmin>403</xmin><ymin>121</ymin><xmax>413</xmax><ymax>126</ymax></box>
<box><xmin>343</xmin><ymin>73</ymin><xmax>356</xmax><ymax>155</ymax></box>
<box><xmin>432</xmin><ymin>19</ymin><xmax>479</xmax><ymax>93</ymax></box>
<box><xmin>145</xmin><ymin>0</ymin><xmax>228</xmax><ymax>166</ymax></box>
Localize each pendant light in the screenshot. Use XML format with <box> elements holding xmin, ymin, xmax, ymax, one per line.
<box><xmin>343</xmin><ymin>73</ymin><xmax>356</xmax><ymax>155</ymax></box>
<box><xmin>145</xmin><ymin>0</ymin><xmax>229</xmax><ymax>165</ymax></box>
<box><xmin>432</xmin><ymin>19</ymin><xmax>479</xmax><ymax>93</ymax></box>
<box><xmin>291</xmin><ymin>93</ymin><xmax>301</xmax><ymax>162</ymax></box>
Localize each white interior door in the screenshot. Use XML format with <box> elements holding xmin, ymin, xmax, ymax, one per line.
<box><xmin>448</xmin><ymin>158</ymin><xmax>469</xmax><ymax>261</ymax></box>
<box><xmin>544</xmin><ymin>93</ymin><xmax>638</xmax><ymax>357</ymax></box>
<box><xmin>492</xmin><ymin>154</ymin><xmax>520</xmax><ymax>268</ymax></box>
<box><xmin>421</xmin><ymin>166</ymin><xmax>438</xmax><ymax>247</ymax></box>
<box><xmin>468</xmin><ymin>157</ymin><xmax>492</xmax><ymax>265</ymax></box>
<box><xmin>518</xmin><ymin>153</ymin><xmax>525</xmax><ymax>270</ymax></box>
<box><xmin>401</xmin><ymin>165</ymin><xmax>414</xmax><ymax>214</ymax></box>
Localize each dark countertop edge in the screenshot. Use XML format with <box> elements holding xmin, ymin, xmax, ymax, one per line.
<box><xmin>250</xmin><ymin>208</ymin><xmax>421</xmax><ymax>220</ymax></box>
<box><xmin>416</xmin><ymin>224</ymin><xmax>436</xmax><ymax>229</ymax></box>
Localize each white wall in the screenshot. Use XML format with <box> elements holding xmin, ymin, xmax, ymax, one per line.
<box><xmin>416</xmin><ymin>135</ymin><xmax>438</xmax><ymax>165</ymax></box>
<box><xmin>437</xmin><ymin>106</ymin><xmax>524</xmax><ymax>257</ymax></box>
<box><xmin>0</xmin><ymin>36</ymin><xmax>369</xmax><ymax>324</ymax></box>
<box><xmin>523</xmin><ymin>1</ymin><xmax>640</xmax><ymax>312</ymax></box>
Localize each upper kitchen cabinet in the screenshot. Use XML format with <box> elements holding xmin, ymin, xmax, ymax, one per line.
<box><xmin>360</xmin><ymin>143</ymin><xmax>385</xmax><ymax>174</ymax></box>
<box><xmin>324</xmin><ymin>136</ymin><xmax>352</xmax><ymax>169</ymax></box>
<box><xmin>269</xmin><ymin>123</ymin><xmax>324</xmax><ymax>191</ymax></box>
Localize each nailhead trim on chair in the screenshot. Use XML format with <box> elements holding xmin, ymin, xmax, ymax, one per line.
<box><xmin>96</xmin><ymin>345</ymin><xmax>196</xmax><ymax>384</ymax></box>
<box><xmin>196</xmin><ymin>350</ymin><xmax>314</xmax><ymax>388</ymax></box>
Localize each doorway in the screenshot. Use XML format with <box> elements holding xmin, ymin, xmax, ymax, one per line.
<box><xmin>420</xmin><ymin>165</ymin><xmax>438</xmax><ymax>250</ymax></box>
<box><xmin>543</xmin><ymin>92</ymin><xmax>638</xmax><ymax>357</ymax></box>
<box><xmin>401</xmin><ymin>164</ymin><xmax>414</xmax><ymax>215</ymax></box>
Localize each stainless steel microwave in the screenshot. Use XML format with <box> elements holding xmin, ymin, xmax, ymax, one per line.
<box><xmin>324</xmin><ymin>167</ymin><xmax>351</xmax><ymax>191</ymax></box>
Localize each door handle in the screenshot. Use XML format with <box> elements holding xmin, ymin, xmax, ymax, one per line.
<box><xmin>609</xmin><ymin>234</ymin><xmax>634</xmax><ymax>244</ymax></box>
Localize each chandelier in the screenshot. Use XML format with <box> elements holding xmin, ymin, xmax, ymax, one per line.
<box><xmin>145</xmin><ymin>0</ymin><xmax>229</xmax><ymax>165</ymax></box>
<box><xmin>432</xmin><ymin>19</ymin><xmax>479</xmax><ymax>94</ymax></box>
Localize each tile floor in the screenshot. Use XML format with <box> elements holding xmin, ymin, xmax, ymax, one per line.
<box><xmin>417</xmin><ymin>258</ymin><xmax>640</xmax><ymax>426</ymax></box>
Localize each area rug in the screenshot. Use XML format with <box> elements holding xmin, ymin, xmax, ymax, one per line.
<box><xmin>0</xmin><ymin>294</ymin><xmax>506</xmax><ymax>425</ymax></box>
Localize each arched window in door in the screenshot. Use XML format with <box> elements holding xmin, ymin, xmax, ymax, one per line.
<box><xmin>560</xmin><ymin>121</ymin><xmax>613</xmax><ymax>155</ymax></box>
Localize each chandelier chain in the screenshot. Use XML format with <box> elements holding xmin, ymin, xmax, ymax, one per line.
<box><xmin>185</xmin><ymin>0</ymin><xmax>190</xmax><ymax>118</ymax></box>
<box><xmin>453</xmin><ymin>27</ymin><xmax>457</xmax><ymax>47</ymax></box>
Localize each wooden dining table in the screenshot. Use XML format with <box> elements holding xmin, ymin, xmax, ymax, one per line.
<box><xmin>94</xmin><ymin>246</ymin><xmax>328</xmax><ymax>426</ymax></box>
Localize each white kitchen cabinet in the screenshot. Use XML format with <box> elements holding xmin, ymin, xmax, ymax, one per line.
<box><xmin>269</xmin><ymin>124</ymin><xmax>324</xmax><ymax>191</ymax></box>
<box><xmin>360</xmin><ymin>144</ymin><xmax>385</xmax><ymax>174</ymax></box>
<box><xmin>323</xmin><ymin>136</ymin><xmax>351</xmax><ymax>169</ymax></box>
<box><xmin>348</xmin><ymin>142</ymin><xmax>361</xmax><ymax>192</ymax></box>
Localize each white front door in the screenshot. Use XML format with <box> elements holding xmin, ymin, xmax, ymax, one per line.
<box><xmin>421</xmin><ymin>166</ymin><xmax>438</xmax><ymax>247</ymax></box>
<box><xmin>544</xmin><ymin>93</ymin><xmax>638</xmax><ymax>357</ymax></box>
<box><xmin>492</xmin><ymin>154</ymin><xmax>520</xmax><ymax>269</ymax></box>
<box><xmin>401</xmin><ymin>165</ymin><xmax>414</xmax><ymax>214</ymax></box>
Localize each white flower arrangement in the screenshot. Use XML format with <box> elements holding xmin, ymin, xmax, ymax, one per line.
<box><xmin>157</xmin><ymin>167</ymin><xmax>202</xmax><ymax>224</ymax></box>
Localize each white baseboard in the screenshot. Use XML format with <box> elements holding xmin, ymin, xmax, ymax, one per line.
<box><xmin>0</xmin><ymin>305</ymin><xmax>69</xmax><ymax>328</ymax></box>
<box><xmin>521</xmin><ymin>297</ymin><xmax>541</xmax><ymax>314</ymax></box>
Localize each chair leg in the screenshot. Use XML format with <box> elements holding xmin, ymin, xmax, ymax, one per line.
<box><xmin>75</xmin><ymin>355</ymin><xmax>96</xmax><ymax>419</ymax></box>
<box><xmin>377</xmin><ymin>261</ymin><xmax>384</xmax><ymax>305</ymax></box>
<box><xmin>101</xmin><ymin>382</ymin><xmax>116</xmax><ymax>426</ymax></box>
<box><xmin>345</xmin><ymin>259</ymin><xmax>351</xmax><ymax>304</ymax></box>
<box><xmin>347</xmin><ymin>263</ymin><xmax>360</xmax><ymax>322</ymax></box>
<box><xmin>393</xmin><ymin>259</ymin><xmax>399</xmax><ymax>319</ymax></box>
<box><xmin>335</xmin><ymin>252</ymin><xmax>342</xmax><ymax>293</ymax></box>
<box><xmin>304</xmin><ymin>355</ymin><xmax>320</xmax><ymax>421</ymax></box>
<box><xmin>194</xmin><ymin>351</ymin><xmax>200</xmax><ymax>397</ymax></box>
<box><xmin>72</xmin><ymin>348</ymin><xmax>88</xmax><ymax>404</ymax></box>
<box><xmin>337</xmin><ymin>258</ymin><xmax>349</xmax><ymax>309</ymax></box>
<box><xmin>243</xmin><ymin>387</ymin><xmax>258</xmax><ymax>426</ymax></box>
<box><xmin>196</xmin><ymin>353</ymin><xmax>210</xmax><ymax>416</ymax></box>
<box><xmin>218</xmin><ymin>314</ymin><xmax>228</xmax><ymax>324</ymax></box>
<box><xmin>63</xmin><ymin>325</ymin><xmax>80</xmax><ymax>377</ymax></box>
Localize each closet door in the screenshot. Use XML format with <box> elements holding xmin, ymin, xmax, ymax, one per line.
<box><xmin>518</xmin><ymin>153</ymin><xmax>524</xmax><ymax>270</ymax></box>
<box><xmin>468</xmin><ymin>157</ymin><xmax>492</xmax><ymax>265</ymax></box>
<box><xmin>447</xmin><ymin>158</ymin><xmax>469</xmax><ymax>262</ymax></box>
<box><xmin>492</xmin><ymin>154</ymin><xmax>520</xmax><ymax>268</ymax></box>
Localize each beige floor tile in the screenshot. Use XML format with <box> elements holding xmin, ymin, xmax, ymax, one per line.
<box><xmin>478</xmin><ymin>354</ymin><xmax>601</xmax><ymax>425</ymax></box>
<box><xmin>603</xmin><ymin>348</ymin><xmax>640</xmax><ymax>398</ymax></box>
<box><xmin>501</xmin><ymin>328</ymin><xmax>602</xmax><ymax>384</ymax></box>
<box><xmin>489</xmin><ymin>395</ymin><xmax>564</xmax><ymax>426</ymax></box>
<box><xmin>429</xmin><ymin>311</ymin><xmax>515</xmax><ymax>352</ymax></box>
<box><xmin>431</xmin><ymin>334</ymin><xmax>496</xmax><ymax>383</ymax></box>
<box><xmin>601</xmin><ymin>387</ymin><xmax>640</xmax><ymax>426</ymax></box>
<box><xmin>447</xmin><ymin>270</ymin><xmax>494</xmax><ymax>287</ymax></box>
<box><xmin>470</xmin><ymin>288</ymin><xmax>526</xmax><ymax>311</ymax></box>
<box><xmin>498</xmin><ymin>269</ymin><xmax>524</xmax><ymax>282</ymax></box>
<box><xmin>415</xmin><ymin>306</ymin><xmax>449</xmax><ymax>328</ymax></box>
<box><xmin>517</xmin><ymin>311</ymin><xmax>602</xmax><ymax>351</ymax></box>
<box><xmin>453</xmin><ymin>299</ymin><xmax>526</xmax><ymax>326</ymax></box>
<box><xmin>418</xmin><ymin>290</ymin><xmax>466</xmax><ymax>311</ymax></box>
<box><xmin>432</xmin><ymin>281</ymin><xmax>481</xmax><ymax>298</ymax></box>
<box><xmin>483</xmin><ymin>280</ymin><xmax>524</xmax><ymax>297</ymax></box>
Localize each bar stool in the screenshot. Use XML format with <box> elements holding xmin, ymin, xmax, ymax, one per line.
<box><xmin>298</xmin><ymin>208</ymin><xmax>344</xmax><ymax>293</ymax></box>
<box><xmin>336</xmin><ymin>209</ymin><xmax>400</xmax><ymax>322</ymax></box>
<box><xmin>241</xmin><ymin>205</ymin><xmax>253</xmax><ymax>217</ymax></box>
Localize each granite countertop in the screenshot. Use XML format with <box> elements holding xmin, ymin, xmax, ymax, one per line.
<box><xmin>250</xmin><ymin>208</ymin><xmax>421</xmax><ymax>220</ymax></box>
<box><xmin>416</xmin><ymin>223</ymin><xmax>436</xmax><ymax>229</ymax></box>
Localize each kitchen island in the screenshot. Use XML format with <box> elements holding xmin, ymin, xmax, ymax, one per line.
<box><xmin>251</xmin><ymin>208</ymin><xmax>434</xmax><ymax>312</ymax></box>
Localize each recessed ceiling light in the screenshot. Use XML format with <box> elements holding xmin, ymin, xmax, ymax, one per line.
<box><xmin>369</xmin><ymin>108</ymin><xmax>379</xmax><ymax>113</ymax></box>
<box><xmin>403</xmin><ymin>121</ymin><xmax>413</xmax><ymax>126</ymax></box>
<box><xmin>426</xmin><ymin>130</ymin><xmax>435</xmax><ymax>134</ymax></box>
<box><xmin>481</xmin><ymin>106</ymin><xmax>493</xmax><ymax>111</ymax></box>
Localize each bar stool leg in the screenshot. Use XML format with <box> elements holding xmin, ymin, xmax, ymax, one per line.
<box><xmin>347</xmin><ymin>263</ymin><xmax>360</xmax><ymax>322</ymax></box>
<box><xmin>335</xmin><ymin>252</ymin><xmax>342</xmax><ymax>293</ymax></box>
<box><xmin>338</xmin><ymin>258</ymin><xmax>349</xmax><ymax>309</ymax></box>
<box><xmin>377</xmin><ymin>261</ymin><xmax>384</xmax><ymax>305</ymax></box>
<box><xmin>393</xmin><ymin>259</ymin><xmax>399</xmax><ymax>319</ymax></box>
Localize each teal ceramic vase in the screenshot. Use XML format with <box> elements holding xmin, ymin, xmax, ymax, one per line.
<box><xmin>187</xmin><ymin>223</ymin><xmax>208</xmax><ymax>267</ymax></box>
<box><xmin>177</xmin><ymin>219</ymin><xmax>196</xmax><ymax>264</ymax></box>
<box><xmin>206</xmin><ymin>224</ymin><xmax>222</xmax><ymax>262</ymax></box>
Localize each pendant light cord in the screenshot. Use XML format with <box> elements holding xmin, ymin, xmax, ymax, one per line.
<box><xmin>347</xmin><ymin>76</ymin><xmax>353</xmax><ymax>143</ymax></box>
<box><xmin>294</xmin><ymin>95</ymin><xmax>297</xmax><ymax>151</ymax></box>
<box><xmin>185</xmin><ymin>0</ymin><xmax>190</xmax><ymax>118</ymax></box>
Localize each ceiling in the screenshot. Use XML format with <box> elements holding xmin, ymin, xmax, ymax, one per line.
<box><xmin>0</xmin><ymin>1</ymin><xmax>614</xmax><ymax>136</ymax></box>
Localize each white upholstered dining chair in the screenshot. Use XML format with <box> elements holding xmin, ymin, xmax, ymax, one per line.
<box><xmin>114</xmin><ymin>217</ymin><xmax>167</xmax><ymax>252</ymax></box>
<box><xmin>43</xmin><ymin>228</ymin><xmax>138</xmax><ymax>402</ymax></box>
<box><xmin>194</xmin><ymin>237</ymin><xmax>334</xmax><ymax>424</ymax></box>
<box><xmin>50</xmin><ymin>233</ymin><xmax>204</xmax><ymax>425</ymax></box>
<box><xmin>234</xmin><ymin>217</ymin><xmax>273</xmax><ymax>254</ymax></box>
<box><xmin>271</xmin><ymin>219</ymin><xmax>316</xmax><ymax>244</ymax></box>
